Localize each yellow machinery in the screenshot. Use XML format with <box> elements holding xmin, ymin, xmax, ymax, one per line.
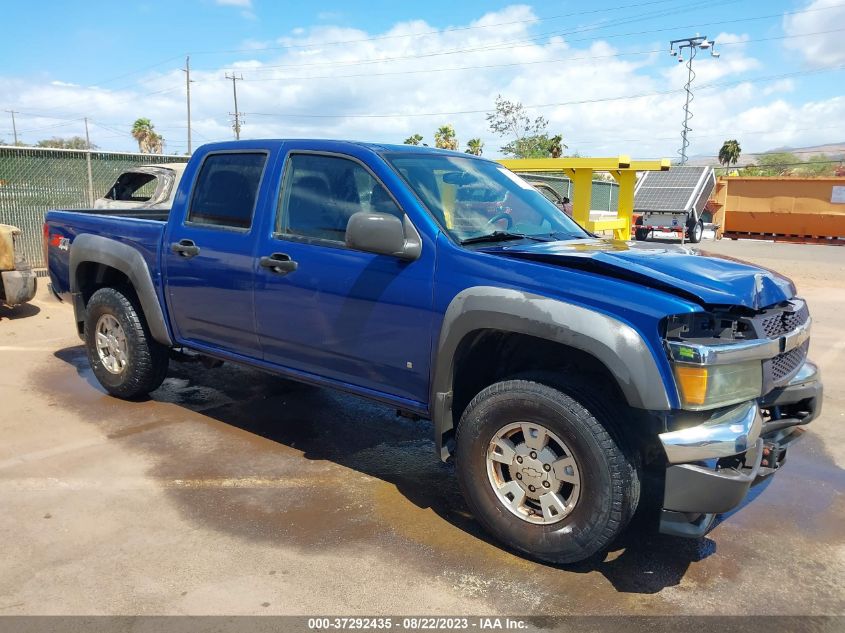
<box><xmin>498</xmin><ymin>156</ymin><xmax>671</xmax><ymax>240</ymax></box>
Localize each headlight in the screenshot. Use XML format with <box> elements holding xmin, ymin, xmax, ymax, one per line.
<box><xmin>664</xmin><ymin>311</ymin><xmax>764</xmax><ymax>410</ymax></box>
<box><xmin>673</xmin><ymin>360</ymin><xmax>762</xmax><ymax>410</ymax></box>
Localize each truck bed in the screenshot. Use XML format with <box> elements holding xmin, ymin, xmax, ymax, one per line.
<box><xmin>45</xmin><ymin>209</ymin><xmax>167</xmax><ymax>298</ymax></box>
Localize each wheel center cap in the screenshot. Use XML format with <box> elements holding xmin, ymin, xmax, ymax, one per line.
<box><xmin>513</xmin><ymin>448</ymin><xmax>552</xmax><ymax>497</ymax></box>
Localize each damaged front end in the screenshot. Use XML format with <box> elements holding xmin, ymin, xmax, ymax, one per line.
<box><xmin>657</xmin><ymin>299</ymin><xmax>822</xmax><ymax>537</ymax></box>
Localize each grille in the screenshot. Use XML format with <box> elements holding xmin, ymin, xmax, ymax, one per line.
<box><xmin>766</xmin><ymin>341</ymin><xmax>809</xmax><ymax>385</ymax></box>
<box><xmin>759</xmin><ymin>303</ymin><xmax>809</xmax><ymax>338</ymax></box>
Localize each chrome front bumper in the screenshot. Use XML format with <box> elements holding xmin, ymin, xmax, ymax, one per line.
<box><xmin>659</xmin><ymin>400</ymin><xmax>762</xmax><ymax>464</ymax></box>
<box><xmin>657</xmin><ymin>360</ymin><xmax>822</xmax><ymax>538</ymax></box>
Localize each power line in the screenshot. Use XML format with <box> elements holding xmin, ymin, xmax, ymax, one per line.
<box><xmin>213</xmin><ymin>1</ymin><xmax>839</xmax><ymax>74</ymax></box>
<box><xmin>234</xmin><ymin>28</ymin><xmax>845</xmax><ymax>83</ymax></box>
<box><xmin>732</xmin><ymin>159</ymin><xmax>844</xmax><ymax>169</ymax></box>
<box><xmin>220</xmin><ymin>0</ymin><xmax>728</xmax><ymax>73</ymax></box>
<box><xmin>241</xmin><ymin>65</ymin><xmax>845</xmax><ymax>120</ymax></box>
<box><xmin>565</xmin><ymin>124</ymin><xmax>845</xmax><ymax>146</ymax></box>
<box><xmin>16</xmin><ymin>120</ymin><xmax>82</xmax><ymax>134</ymax></box>
<box><xmin>191</xmin><ymin>0</ymin><xmax>686</xmax><ymax>56</ymax></box>
<box><xmin>7</xmin><ymin>1</ymin><xmax>842</xmax><ymax>126</ymax></box>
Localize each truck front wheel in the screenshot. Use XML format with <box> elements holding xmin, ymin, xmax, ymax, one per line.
<box><xmin>455</xmin><ymin>379</ymin><xmax>639</xmax><ymax>564</ymax></box>
<box><xmin>84</xmin><ymin>286</ymin><xmax>169</xmax><ymax>399</ymax></box>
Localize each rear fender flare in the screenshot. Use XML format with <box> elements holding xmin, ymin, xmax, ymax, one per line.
<box><xmin>69</xmin><ymin>233</ymin><xmax>172</xmax><ymax>346</ymax></box>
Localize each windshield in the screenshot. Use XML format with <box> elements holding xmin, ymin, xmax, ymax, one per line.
<box><xmin>384</xmin><ymin>153</ymin><xmax>589</xmax><ymax>244</ymax></box>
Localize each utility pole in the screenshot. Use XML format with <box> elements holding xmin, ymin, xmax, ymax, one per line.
<box><xmin>83</xmin><ymin>117</ymin><xmax>94</xmax><ymax>206</ymax></box>
<box><xmin>668</xmin><ymin>35</ymin><xmax>720</xmax><ymax>164</ymax></box>
<box><xmin>182</xmin><ymin>56</ymin><xmax>194</xmax><ymax>154</ymax></box>
<box><xmin>225</xmin><ymin>72</ymin><xmax>244</xmax><ymax>140</ymax></box>
<box><xmin>4</xmin><ymin>110</ymin><xmax>18</xmax><ymax>145</ymax></box>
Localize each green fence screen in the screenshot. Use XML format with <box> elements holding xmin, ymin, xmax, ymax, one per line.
<box><xmin>0</xmin><ymin>146</ymin><xmax>188</xmax><ymax>268</ymax></box>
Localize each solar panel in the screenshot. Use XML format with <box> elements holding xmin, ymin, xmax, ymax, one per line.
<box><xmin>634</xmin><ymin>166</ymin><xmax>715</xmax><ymax>213</ymax></box>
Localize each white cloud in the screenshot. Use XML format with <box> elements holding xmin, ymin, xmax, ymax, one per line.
<box><xmin>1</xmin><ymin>5</ymin><xmax>842</xmax><ymax>158</ymax></box>
<box><xmin>784</xmin><ymin>0</ymin><xmax>845</xmax><ymax>66</ymax></box>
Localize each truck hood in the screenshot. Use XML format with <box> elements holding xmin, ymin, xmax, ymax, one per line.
<box><xmin>485</xmin><ymin>239</ymin><xmax>796</xmax><ymax>310</ymax></box>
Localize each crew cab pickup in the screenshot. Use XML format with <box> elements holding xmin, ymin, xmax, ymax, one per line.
<box><xmin>45</xmin><ymin>140</ymin><xmax>823</xmax><ymax>563</ymax></box>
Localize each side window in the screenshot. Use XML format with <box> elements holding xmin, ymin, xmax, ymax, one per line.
<box><xmin>188</xmin><ymin>153</ymin><xmax>266</xmax><ymax>229</ymax></box>
<box><xmin>277</xmin><ymin>153</ymin><xmax>402</xmax><ymax>242</ymax></box>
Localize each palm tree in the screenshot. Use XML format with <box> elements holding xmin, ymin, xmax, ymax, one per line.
<box><xmin>434</xmin><ymin>124</ymin><xmax>458</xmax><ymax>151</ymax></box>
<box><xmin>131</xmin><ymin>118</ymin><xmax>164</xmax><ymax>154</ymax></box>
<box><xmin>718</xmin><ymin>139</ymin><xmax>741</xmax><ymax>171</ymax></box>
<box><xmin>404</xmin><ymin>134</ymin><xmax>424</xmax><ymax>145</ymax></box>
<box><xmin>548</xmin><ymin>134</ymin><xmax>567</xmax><ymax>158</ymax></box>
<box><xmin>465</xmin><ymin>138</ymin><xmax>484</xmax><ymax>156</ymax></box>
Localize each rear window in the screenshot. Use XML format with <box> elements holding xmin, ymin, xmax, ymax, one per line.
<box><xmin>106</xmin><ymin>172</ymin><xmax>158</xmax><ymax>202</ymax></box>
<box><xmin>188</xmin><ymin>153</ymin><xmax>267</xmax><ymax>229</ymax></box>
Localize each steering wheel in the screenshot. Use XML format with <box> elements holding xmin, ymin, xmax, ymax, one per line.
<box><xmin>486</xmin><ymin>211</ymin><xmax>513</xmax><ymax>229</ymax></box>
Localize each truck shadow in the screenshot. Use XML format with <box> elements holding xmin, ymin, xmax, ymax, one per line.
<box><xmin>54</xmin><ymin>346</ymin><xmax>714</xmax><ymax>595</ymax></box>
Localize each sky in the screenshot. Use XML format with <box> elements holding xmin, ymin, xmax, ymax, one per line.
<box><xmin>1</xmin><ymin>0</ymin><xmax>844</xmax><ymax>159</ymax></box>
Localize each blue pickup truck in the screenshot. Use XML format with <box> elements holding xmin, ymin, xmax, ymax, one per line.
<box><xmin>45</xmin><ymin>140</ymin><xmax>823</xmax><ymax>563</ymax></box>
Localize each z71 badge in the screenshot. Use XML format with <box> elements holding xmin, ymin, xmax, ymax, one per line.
<box><xmin>49</xmin><ymin>235</ymin><xmax>70</xmax><ymax>251</ymax></box>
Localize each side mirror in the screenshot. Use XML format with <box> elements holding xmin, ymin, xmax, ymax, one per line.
<box><xmin>345</xmin><ymin>212</ymin><xmax>422</xmax><ymax>261</ymax></box>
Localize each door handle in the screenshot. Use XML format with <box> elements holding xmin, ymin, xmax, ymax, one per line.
<box><xmin>171</xmin><ymin>239</ymin><xmax>200</xmax><ymax>258</ymax></box>
<box><xmin>260</xmin><ymin>252</ymin><xmax>298</xmax><ymax>274</ymax></box>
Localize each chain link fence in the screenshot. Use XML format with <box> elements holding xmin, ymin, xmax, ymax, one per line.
<box><xmin>0</xmin><ymin>146</ymin><xmax>188</xmax><ymax>268</ymax></box>
<box><xmin>516</xmin><ymin>173</ymin><xmax>619</xmax><ymax>212</ymax></box>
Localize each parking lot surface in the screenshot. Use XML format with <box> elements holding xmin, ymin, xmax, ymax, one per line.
<box><xmin>0</xmin><ymin>239</ymin><xmax>842</xmax><ymax>615</ymax></box>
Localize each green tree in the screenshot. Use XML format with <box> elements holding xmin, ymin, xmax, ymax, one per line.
<box><xmin>36</xmin><ymin>136</ymin><xmax>96</xmax><ymax>150</ymax></box>
<box><xmin>745</xmin><ymin>152</ymin><xmax>800</xmax><ymax>176</ymax></box>
<box><xmin>131</xmin><ymin>118</ymin><xmax>164</xmax><ymax>154</ymax></box>
<box><xmin>486</xmin><ymin>95</ymin><xmax>553</xmax><ymax>158</ymax></box>
<box><xmin>796</xmin><ymin>154</ymin><xmax>836</xmax><ymax>177</ymax></box>
<box><xmin>403</xmin><ymin>134</ymin><xmax>424</xmax><ymax>146</ymax></box>
<box><xmin>718</xmin><ymin>139</ymin><xmax>742</xmax><ymax>170</ymax></box>
<box><xmin>465</xmin><ymin>138</ymin><xmax>484</xmax><ymax>156</ymax></box>
<box><xmin>434</xmin><ymin>124</ymin><xmax>458</xmax><ymax>151</ymax></box>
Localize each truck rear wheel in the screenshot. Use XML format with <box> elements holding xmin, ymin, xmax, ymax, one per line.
<box><xmin>455</xmin><ymin>379</ymin><xmax>639</xmax><ymax>564</ymax></box>
<box><xmin>84</xmin><ymin>286</ymin><xmax>169</xmax><ymax>399</ymax></box>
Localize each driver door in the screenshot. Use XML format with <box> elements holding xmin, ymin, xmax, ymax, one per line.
<box><xmin>253</xmin><ymin>151</ymin><xmax>436</xmax><ymax>407</ymax></box>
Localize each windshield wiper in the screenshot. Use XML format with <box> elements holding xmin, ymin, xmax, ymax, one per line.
<box><xmin>460</xmin><ymin>231</ymin><xmax>549</xmax><ymax>245</ymax></box>
<box><xmin>547</xmin><ymin>231</ymin><xmax>592</xmax><ymax>240</ymax></box>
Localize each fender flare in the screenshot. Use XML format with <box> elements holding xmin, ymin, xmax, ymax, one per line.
<box><xmin>69</xmin><ymin>233</ymin><xmax>173</xmax><ymax>346</ymax></box>
<box><xmin>430</xmin><ymin>286</ymin><xmax>674</xmax><ymax>459</ymax></box>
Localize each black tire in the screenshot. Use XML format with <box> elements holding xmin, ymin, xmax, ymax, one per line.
<box><xmin>455</xmin><ymin>379</ymin><xmax>639</xmax><ymax>564</ymax></box>
<box><xmin>686</xmin><ymin>218</ymin><xmax>704</xmax><ymax>243</ymax></box>
<box><xmin>84</xmin><ymin>286</ymin><xmax>169</xmax><ymax>399</ymax></box>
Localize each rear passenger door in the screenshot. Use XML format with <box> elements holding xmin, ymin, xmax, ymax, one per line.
<box><xmin>253</xmin><ymin>151</ymin><xmax>435</xmax><ymax>407</ymax></box>
<box><xmin>164</xmin><ymin>151</ymin><xmax>269</xmax><ymax>357</ymax></box>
